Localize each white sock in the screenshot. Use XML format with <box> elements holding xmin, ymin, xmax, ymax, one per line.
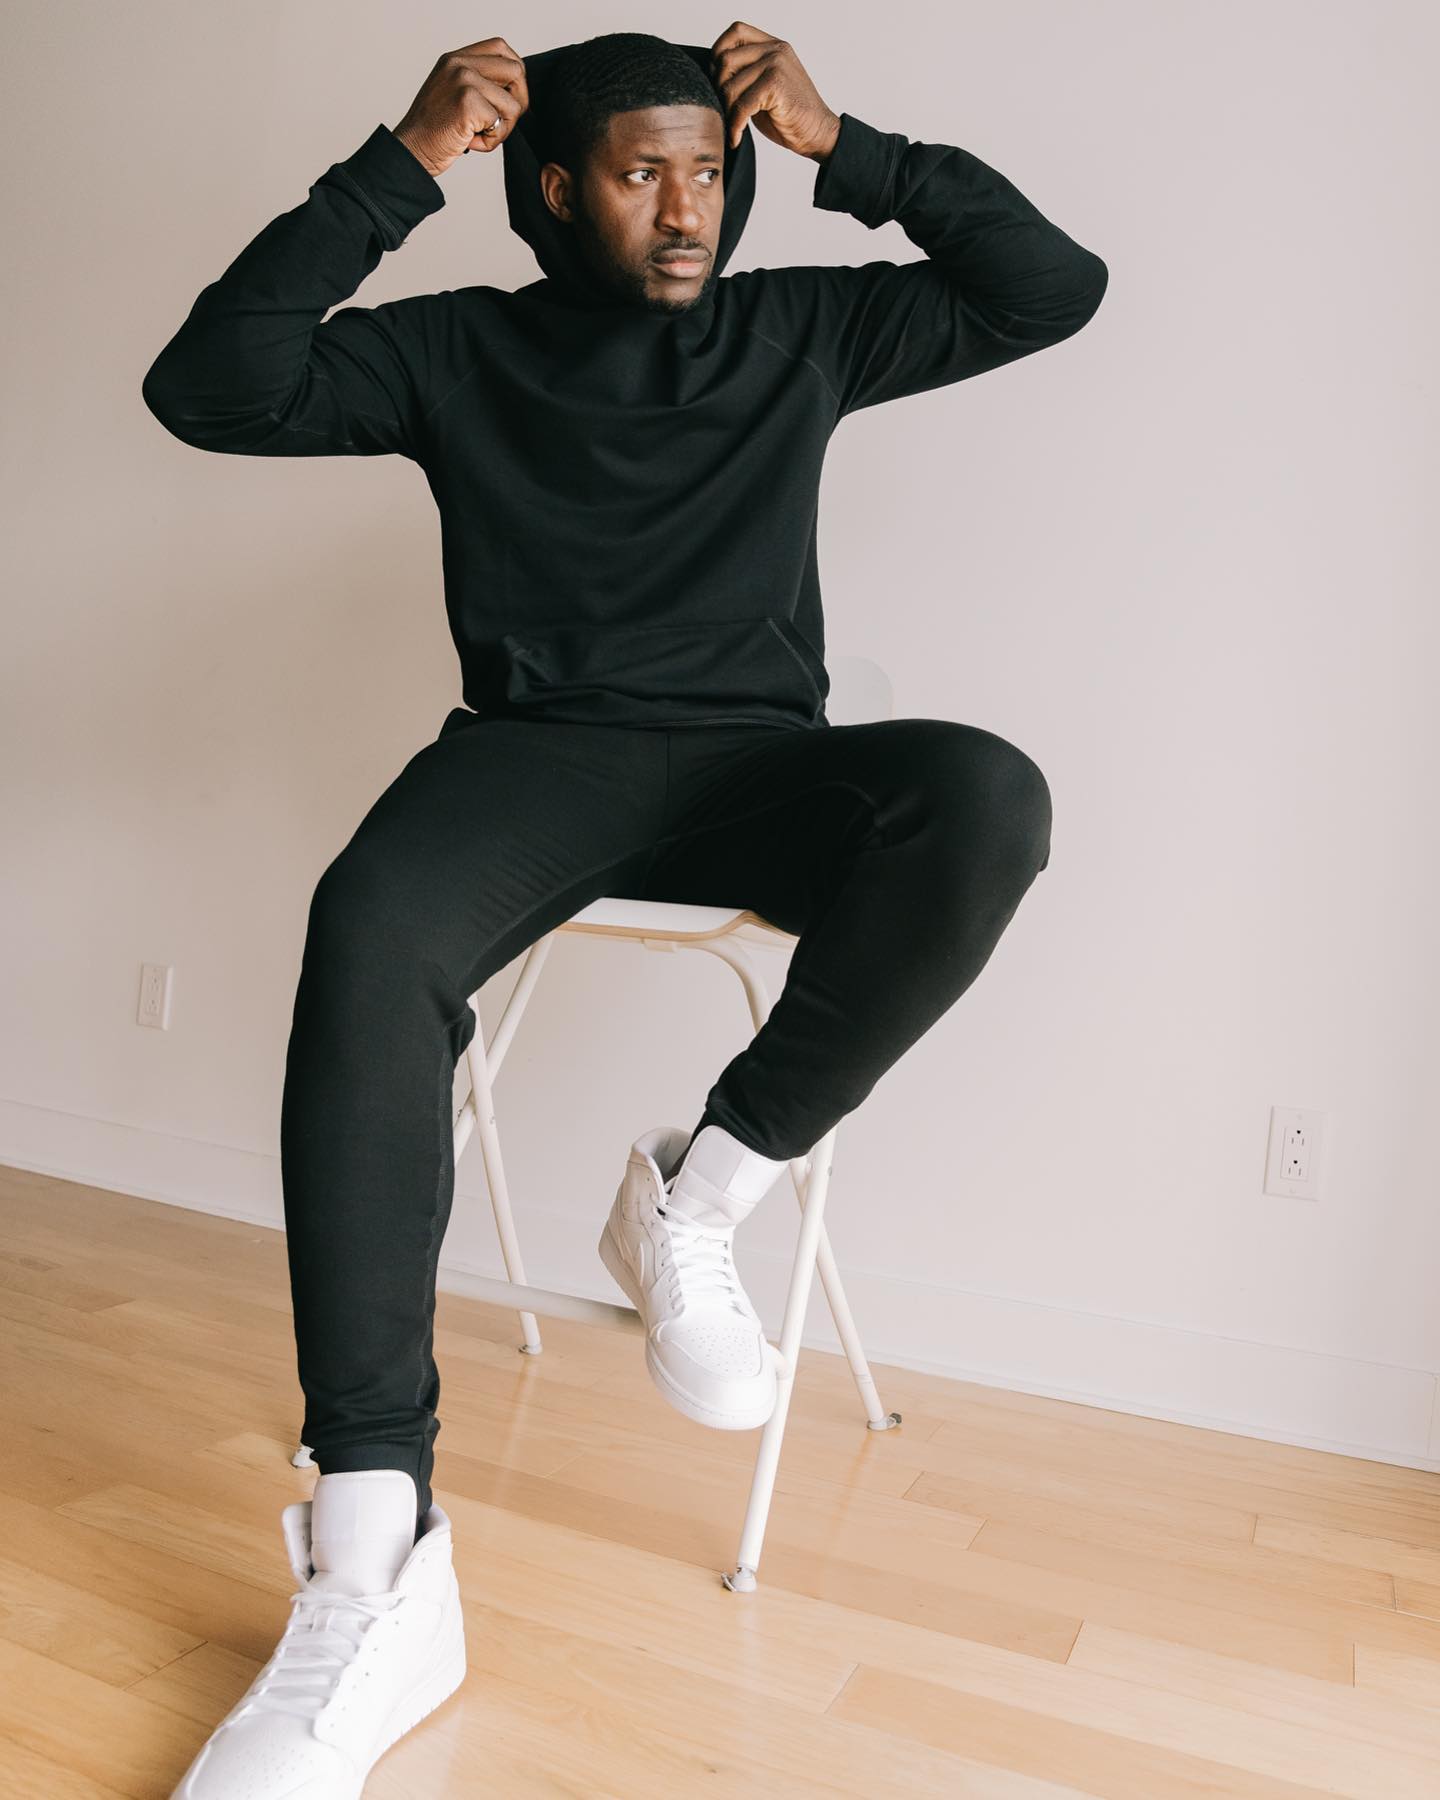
<box><xmin>308</xmin><ymin>1469</ymin><xmax>420</xmax><ymax>1596</ymax></box>
<box><xmin>665</xmin><ymin>1122</ymin><xmax>789</xmax><ymax>1227</ymax></box>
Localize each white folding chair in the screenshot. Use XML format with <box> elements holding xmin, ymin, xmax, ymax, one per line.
<box><xmin>293</xmin><ymin>655</ymin><xmax>902</xmax><ymax>1592</ymax></box>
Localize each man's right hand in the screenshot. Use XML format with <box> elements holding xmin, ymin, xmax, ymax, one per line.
<box><xmin>391</xmin><ymin>39</ymin><xmax>529</xmax><ymax>179</ymax></box>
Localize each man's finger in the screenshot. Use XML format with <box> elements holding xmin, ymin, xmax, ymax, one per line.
<box><xmin>722</xmin><ymin>67</ymin><xmax>774</xmax><ymax>147</ymax></box>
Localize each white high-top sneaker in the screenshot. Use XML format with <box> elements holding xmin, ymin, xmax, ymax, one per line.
<box><xmin>170</xmin><ymin>1470</ymin><xmax>466</xmax><ymax>1798</ymax></box>
<box><xmin>598</xmin><ymin>1123</ymin><xmax>788</xmax><ymax>1430</ymax></box>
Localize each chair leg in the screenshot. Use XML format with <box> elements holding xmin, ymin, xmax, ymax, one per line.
<box><xmin>803</xmin><ymin>1162</ymin><xmax>902</xmax><ymax>1434</ymax></box>
<box><xmin>459</xmin><ymin>937</ymin><xmax>563</xmax><ymax>1357</ymax></box>
<box><xmin>722</xmin><ymin>1122</ymin><xmax>839</xmax><ymax>1592</ymax></box>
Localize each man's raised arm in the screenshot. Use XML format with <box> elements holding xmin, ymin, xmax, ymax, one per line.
<box><xmin>708</xmin><ymin>23</ymin><xmax>1108</xmax><ymax>420</ymax></box>
<box><xmin>805</xmin><ymin>110</ymin><xmax>1109</xmax><ymax>416</ymax></box>
<box><xmin>140</xmin><ymin>40</ymin><xmax>527</xmax><ymax>459</ymax></box>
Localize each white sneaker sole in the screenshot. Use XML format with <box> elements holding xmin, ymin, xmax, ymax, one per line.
<box><xmin>598</xmin><ymin>1215</ymin><xmax>779</xmax><ymax>1431</ymax></box>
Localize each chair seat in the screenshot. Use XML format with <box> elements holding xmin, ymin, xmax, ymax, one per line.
<box><xmin>561</xmin><ymin>896</ymin><xmax>797</xmax><ymax>943</ymax></box>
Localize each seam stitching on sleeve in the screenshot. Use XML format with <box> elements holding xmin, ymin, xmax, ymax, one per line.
<box><xmin>421</xmin><ymin>356</ymin><xmax>487</xmax><ymax>426</ymax></box>
<box><xmin>742</xmin><ymin>321</ymin><xmax>842</xmax><ymax>413</ymax></box>
<box><xmin>327</xmin><ymin>164</ymin><xmax>404</xmax><ymax>249</ymax></box>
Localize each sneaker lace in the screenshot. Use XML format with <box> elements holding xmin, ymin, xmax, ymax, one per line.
<box><xmin>231</xmin><ymin>1586</ymin><xmax>403</xmax><ymax>1722</ymax></box>
<box><xmin>657</xmin><ymin>1192</ymin><xmax>745</xmax><ymax>1312</ymax></box>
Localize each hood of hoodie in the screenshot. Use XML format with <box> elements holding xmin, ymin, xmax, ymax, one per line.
<box><xmin>502</xmin><ymin>39</ymin><xmax>755</xmax><ymax>313</ymax></box>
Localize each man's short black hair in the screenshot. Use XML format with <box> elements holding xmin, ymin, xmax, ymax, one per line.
<box><xmin>534</xmin><ymin>32</ymin><xmax>724</xmax><ymax>173</ymax></box>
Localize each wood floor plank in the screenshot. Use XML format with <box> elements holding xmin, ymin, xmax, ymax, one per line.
<box><xmin>1254</xmin><ymin>1514</ymin><xmax>1440</xmax><ymax>1585</ymax></box>
<box><xmin>54</xmin><ymin>1483</ymin><xmax>307</xmax><ymax>1597</ymax></box>
<box><xmin>830</xmin><ymin>1662</ymin><xmax>1342</xmax><ymax>1798</ymax></box>
<box><xmin>0</xmin><ymin>1306</ymin><xmax>287</xmax><ymax>1455</ymax></box>
<box><xmin>928</xmin><ymin>1383</ymin><xmax>1440</xmax><ymax>1507</ymax></box>
<box><xmin>905</xmin><ymin>1459</ymin><xmax>1260</xmax><ymax>1546</ymax></box>
<box><xmin>1396</xmin><ymin>1576</ymin><xmax>1440</xmax><ymax>1621</ymax></box>
<box><xmin>1352</xmin><ymin>1641</ymin><xmax>1440</xmax><ymax>1710</ymax></box>
<box><xmin>0</xmin><ymin>1489</ymin><xmax>297</xmax><ymax>1663</ymax></box>
<box><xmin>0</xmin><ymin>1552</ymin><xmax>201</xmax><ymax>1686</ymax></box>
<box><xmin>125</xmin><ymin>1639</ymin><xmax>258</xmax><ymax>1727</ymax></box>
<box><xmin>908</xmin><ymin>1470</ymin><xmax>1391</xmax><ymax>1608</ymax></box>
<box><xmin>0</xmin><ymin>1636</ymin><xmax>205</xmax><ymax>1798</ymax></box>
<box><xmin>0</xmin><ymin>1248</ymin><xmax>132</xmax><ymax>1312</ymax></box>
<box><xmin>0</xmin><ymin>1734</ymin><xmax>132</xmax><ymax>1799</ymax></box>
<box><xmin>1069</xmin><ymin>1621</ymin><xmax>1440</xmax><ymax>1759</ymax></box>
<box><xmin>965</xmin><ymin>1516</ymin><xmax>1440</xmax><ymax>1669</ymax></box>
<box><xmin>966</xmin><ymin>1517</ymin><xmax>1394</xmax><ymax>1644</ymax></box>
<box><xmin>915</xmin><ymin>1416</ymin><xmax>1440</xmax><ymax>1549</ymax></box>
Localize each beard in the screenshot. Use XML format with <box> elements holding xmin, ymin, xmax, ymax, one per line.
<box><xmin>570</xmin><ymin>210</ymin><xmax>713</xmax><ymax>315</ymax></box>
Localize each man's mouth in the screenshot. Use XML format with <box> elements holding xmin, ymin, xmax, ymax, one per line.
<box><xmin>653</xmin><ymin>251</ymin><xmax>708</xmax><ymax>278</ymax></box>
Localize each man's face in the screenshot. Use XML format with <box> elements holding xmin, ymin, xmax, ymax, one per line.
<box><xmin>540</xmin><ymin>104</ymin><xmax>725</xmax><ymax>314</ymax></box>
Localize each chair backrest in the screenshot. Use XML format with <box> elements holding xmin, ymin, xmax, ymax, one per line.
<box><xmin>824</xmin><ymin>654</ymin><xmax>894</xmax><ymax>725</ymax></box>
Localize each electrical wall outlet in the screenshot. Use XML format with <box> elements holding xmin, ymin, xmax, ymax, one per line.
<box><xmin>1264</xmin><ymin>1105</ymin><xmax>1325</xmax><ymax>1201</ymax></box>
<box><xmin>137</xmin><ymin>962</ymin><xmax>174</xmax><ymax>1030</ymax></box>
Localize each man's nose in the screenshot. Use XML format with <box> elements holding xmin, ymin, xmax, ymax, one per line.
<box><xmin>656</xmin><ymin>185</ymin><xmax>705</xmax><ymax>235</ymax></box>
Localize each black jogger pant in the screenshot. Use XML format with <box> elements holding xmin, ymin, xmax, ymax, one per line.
<box><xmin>278</xmin><ymin>709</ymin><xmax>1053</xmax><ymax>1514</ymax></box>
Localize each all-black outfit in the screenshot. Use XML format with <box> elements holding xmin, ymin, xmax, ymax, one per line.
<box><xmin>142</xmin><ymin>40</ymin><xmax>1107</xmax><ymax>1513</ymax></box>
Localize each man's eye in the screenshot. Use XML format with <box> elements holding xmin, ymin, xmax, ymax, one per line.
<box><xmin>627</xmin><ymin>168</ymin><xmax>721</xmax><ymax>182</ymax></box>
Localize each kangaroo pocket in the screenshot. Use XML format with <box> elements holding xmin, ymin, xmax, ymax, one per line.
<box><xmin>497</xmin><ymin>617</ymin><xmax>827</xmax><ymax>727</ymax></box>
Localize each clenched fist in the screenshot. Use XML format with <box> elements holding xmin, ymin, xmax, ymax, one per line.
<box><xmin>392</xmin><ymin>39</ymin><xmax>529</xmax><ymax>178</ymax></box>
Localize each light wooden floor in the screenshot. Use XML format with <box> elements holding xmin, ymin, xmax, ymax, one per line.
<box><xmin>1</xmin><ymin>1168</ymin><xmax>1439</xmax><ymax>1798</ymax></box>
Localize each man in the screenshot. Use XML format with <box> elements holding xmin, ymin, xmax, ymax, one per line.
<box><xmin>144</xmin><ymin>24</ymin><xmax>1106</xmax><ymax>1796</ymax></box>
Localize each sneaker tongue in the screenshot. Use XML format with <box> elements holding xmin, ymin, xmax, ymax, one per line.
<box><xmin>663</xmin><ymin>1182</ymin><xmax>749</xmax><ymax>1230</ymax></box>
<box><xmin>309</xmin><ymin>1470</ymin><xmax>418</xmax><ymax>1596</ymax></box>
<box><xmin>664</xmin><ymin>1123</ymin><xmax>788</xmax><ymax>1227</ymax></box>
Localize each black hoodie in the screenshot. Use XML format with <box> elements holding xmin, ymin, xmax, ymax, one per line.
<box><xmin>142</xmin><ymin>39</ymin><xmax>1107</xmax><ymax>730</ymax></box>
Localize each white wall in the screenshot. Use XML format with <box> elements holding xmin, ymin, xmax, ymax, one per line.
<box><xmin>4</xmin><ymin>0</ymin><xmax>1437</xmax><ymax>1468</ymax></box>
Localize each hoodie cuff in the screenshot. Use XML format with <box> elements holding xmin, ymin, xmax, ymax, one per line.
<box><xmin>325</xmin><ymin>123</ymin><xmax>447</xmax><ymax>252</ymax></box>
<box><xmin>812</xmin><ymin>112</ymin><xmax>904</xmax><ymax>231</ymax></box>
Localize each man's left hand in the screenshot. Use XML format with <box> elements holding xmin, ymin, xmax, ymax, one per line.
<box><xmin>710</xmin><ymin>21</ymin><xmax>841</xmax><ymax>160</ymax></box>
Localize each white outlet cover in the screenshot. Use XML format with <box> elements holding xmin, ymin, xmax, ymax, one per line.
<box><xmin>1264</xmin><ymin>1104</ymin><xmax>1325</xmax><ymax>1201</ymax></box>
<box><xmin>138</xmin><ymin>962</ymin><xmax>174</xmax><ymax>1031</ymax></box>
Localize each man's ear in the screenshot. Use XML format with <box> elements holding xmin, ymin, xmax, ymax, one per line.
<box><xmin>539</xmin><ymin>162</ymin><xmax>578</xmax><ymax>226</ymax></box>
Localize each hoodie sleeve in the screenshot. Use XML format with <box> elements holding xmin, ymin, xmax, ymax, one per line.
<box><xmin>775</xmin><ymin>111</ymin><xmax>1107</xmax><ymax>418</ymax></box>
<box><xmin>141</xmin><ymin>124</ymin><xmax>448</xmax><ymax>459</ymax></box>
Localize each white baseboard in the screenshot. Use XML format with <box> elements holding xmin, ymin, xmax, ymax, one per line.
<box><xmin>3</xmin><ymin>1096</ymin><xmax>1436</xmax><ymax>1475</ymax></box>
